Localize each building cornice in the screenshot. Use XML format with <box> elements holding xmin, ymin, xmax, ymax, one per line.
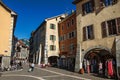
<box><xmin>72</xmin><ymin>0</ymin><xmax>83</xmax><ymax>4</ymax></box>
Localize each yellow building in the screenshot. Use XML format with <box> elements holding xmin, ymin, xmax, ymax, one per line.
<box><xmin>73</xmin><ymin>0</ymin><xmax>120</xmax><ymax>78</ymax></box>
<box><xmin>0</xmin><ymin>1</ymin><xmax>17</xmax><ymax>68</ymax></box>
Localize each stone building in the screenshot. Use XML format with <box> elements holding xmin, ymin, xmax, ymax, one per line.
<box><xmin>0</xmin><ymin>1</ymin><xmax>17</xmax><ymax>68</ymax></box>
<box><xmin>15</xmin><ymin>40</ymin><xmax>29</xmax><ymax>62</ymax></box>
<box><xmin>29</xmin><ymin>14</ymin><xmax>67</xmax><ymax>65</ymax></box>
<box><xmin>73</xmin><ymin>0</ymin><xmax>120</xmax><ymax>78</ymax></box>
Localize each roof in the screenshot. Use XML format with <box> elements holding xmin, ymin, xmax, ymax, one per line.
<box><xmin>45</xmin><ymin>13</ymin><xmax>67</xmax><ymax>21</ymax></box>
<box><xmin>0</xmin><ymin>1</ymin><xmax>17</xmax><ymax>15</ymax></box>
<box><xmin>72</xmin><ymin>0</ymin><xmax>82</xmax><ymax>4</ymax></box>
<box><xmin>32</xmin><ymin>13</ymin><xmax>67</xmax><ymax>36</ymax></box>
<box><xmin>59</xmin><ymin>11</ymin><xmax>76</xmax><ymax>24</ymax></box>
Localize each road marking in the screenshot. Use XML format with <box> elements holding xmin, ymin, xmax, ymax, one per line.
<box><xmin>43</xmin><ymin>75</ymin><xmax>64</xmax><ymax>78</ymax></box>
<box><xmin>2</xmin><ymin>74</ymin><xmax>45</xmax><ymax>80</ymax></box>
<box><xmin>35</xmin><ymin>67</ymin><xmax>91</xmax><ymax>80</ymax></box>
<box><xmin>0</xmin><ymin>69</ymin><xmax>23</xmax><ymax>74</ymax></box>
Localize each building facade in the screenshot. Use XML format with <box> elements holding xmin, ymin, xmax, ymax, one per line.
<box><xmin>73</xmin><ymin>0</ymin><xmax>120</xmax><ymax>78</ymax></box>
<box><xmin>30</xmin><ymin>14</ymin><xmax>66</xmax><ymax>65</ymax></box>
<box><xmin>0</xmin><ymin>1</ymin><xmax>17</xmax><ymax>68</ymax></box>
<box><xmin>58</xmin><ymin>12</ymin><xmax>77</xmax><ymax>71</ymax></box>
<box><xmin>15</xmin><ymin>40</ymin><xmax>29</xmax><ymax>61</ymax></box>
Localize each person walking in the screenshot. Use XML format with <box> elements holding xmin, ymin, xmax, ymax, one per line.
<box><xmin>31</xmin><ymin>63</ymin><xmax>35</xmax><ymax>71</ymax></box>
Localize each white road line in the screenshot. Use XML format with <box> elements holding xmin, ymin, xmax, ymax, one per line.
<box><xmin>35</xmin><ymin>67</ymin><xmax>91</xmax><ymax>80</ymax></box>
<box><xmin>0</xmin><ymin>69</ymin><xmax>23</xmax><ymax>74</ymax></box>
<box><xmin>43</xmin><ymin>75</ymin><xmax>64</xmax><ymax>78</ymax></box>
<box><xmin>2</xmin><ymin>74</ymin><xmax>45</xmax><ymax>80</ymax></box>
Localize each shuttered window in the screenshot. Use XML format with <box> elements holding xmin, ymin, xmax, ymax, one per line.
<box><xmin>83</xmin><ymin>25</ymin><xmax>94</xmax><ymax>41</ymax></box>
<box><xmin>50</xmin><ymin>45</ymin><xmax>56</xmax><ymax>51</ymax></box>
<box><xmin>101</xmin><ymin>17</ymin><xmax>120</xmax><ymax>38</ymax></box>
<box><xmin>50</xmin><ymin>24</ymin><xmax>56</xmax><ymax>29</ymax></box>
<box><xmin>117</xmin><ymin>18</ymin><xmax>120</xmax><ymax>34</ymax></box>
<box><xmin>50</xmin><ymin>35</ymin><xmax>56</xmax><ymax>41</ymax></box>
<box><xmin>107</xmin><ymin>19</ymin><xmax>117</xmax><ymax>35</ymax></box>
<box><xmin>82</xmin><ymin>0</ymin><xmax>95</xmax><ymax>15</ymax></box>
<box><xmin>100</xmin><ymin>0</ymin><xmax>118</xmax><ymax>7</ymax></box>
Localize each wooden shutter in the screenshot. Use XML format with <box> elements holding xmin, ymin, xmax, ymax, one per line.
<box><xmin>91</xmin><ymin>0</ymin><xmax>95</xmax><ymax>11</ymax></box>
<box><xmin>101</xmin><ymin>22</ymin><xmax>107</xmax><ymax>38</ymax></box>
<box><xmin>90</xmin><ymin>25</ymin><xmax>94</xmax><ymax>39</ymax></box>
<box><xmin>83</xmin><ymin>27</ymin><xmax>86</xmax><ymax>41</ymax></box>
<box><xmin>117</xmin><ymin>17</ymin><xmax>120</xmax><ymax>34</ymax></box>
<box><xmin>82</xmin><ymin>4</ymin><xmax>85</xmax><ymax>16</ymax></box>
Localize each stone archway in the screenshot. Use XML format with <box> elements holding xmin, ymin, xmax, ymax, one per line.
<box><xmin>82</xmin><ymin>45</ymin><xmax>113</xmax><ymax>62</ymax></box>
<box><xmin>48</xmin><ymin>56</ymin><xmax>58</xmax><ymax>67</ymax></box>
<box><xmin>82</xmin><ymin>45</ymin><xmax>116</xmax><ymax>77</ymax></box>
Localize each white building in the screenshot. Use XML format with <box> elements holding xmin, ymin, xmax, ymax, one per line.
<box><xmin>30</xmin><ymin>14</ymin><xmax>67</xmax><ymax>65</ymax></box>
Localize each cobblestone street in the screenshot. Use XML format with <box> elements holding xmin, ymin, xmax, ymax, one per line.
<box><xmin>0</xmin><ymin>64</ymin><xmax>114</xmax><ymax>80</ymax></box>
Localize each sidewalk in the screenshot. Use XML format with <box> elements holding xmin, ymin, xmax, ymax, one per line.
<box><xmin>42</xmin><ymin>67</ymin><xmax>115</xmax><ymax>80</ymax></box>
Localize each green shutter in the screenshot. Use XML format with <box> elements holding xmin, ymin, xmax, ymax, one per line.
<box><xmin>50</xmin><ymin>45</ymin><xmax>52</xmax><ymax>50</ymax></box>
<box><xmin>54</xmin><ymin>36</ymin><xmax>56</xmax><ymax>41</ymax></box>
<box><xmin>54</xmin><ymin>24</ymin><xmax>56</xmax><ymax>29</ymax></box>
<box><xmin>50</xmin><ymin>35</ymin><xmax>52</xmax><ymax>40</ymax></box>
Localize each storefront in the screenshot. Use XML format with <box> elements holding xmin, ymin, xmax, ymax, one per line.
<box><xmin>83</xmin><ymin>48</ymin><xmax>116</xmax><ymax>78</ymax></box>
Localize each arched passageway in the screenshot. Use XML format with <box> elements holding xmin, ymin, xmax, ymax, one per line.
<box><xmin>48</xmin><ymin>56</ymin><xmax>58</xmax><ymax>67</ymax></box>
<box><xmin>83</xmin><ymin>48</ymin><xmax>116</xmax><ymax>78</ymax></box>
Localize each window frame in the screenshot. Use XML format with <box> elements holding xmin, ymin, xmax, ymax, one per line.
<box><xmin>50</xmin><ymin>23</ymin><xmax>56</xmax><ymax>29</ymax></box>
<box><xmin>101</xmin><ymin>17</ymin><xmax>120</xmax><ymax>38</ymax></box>
<box><xmin>50</xmin><ymin>45</ymin><xmax>56</xmax><ymax>51</ymax></box>
<box><xmin>83</xmin><ymin>25</ymin><xmax>94</xmax><ymax>41</ymax></box>
<box><xmin>82</xmin><ymin>0</ymin><xmax>95</xmax><ymax>15</ymax></box>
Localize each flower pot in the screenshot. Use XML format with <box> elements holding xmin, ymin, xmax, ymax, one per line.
<box><xmin>79</xmin><ymin>68</ymin><xmax>84</xmax><ymax>74</ymax></box>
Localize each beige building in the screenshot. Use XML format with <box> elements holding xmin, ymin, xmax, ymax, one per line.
<box><xmin>73</xmin><ymin>0</ymin><xmax>120</xmax><ymax>78</ymax></box>
<box><xmin>0</xmin><ymin>1</ymin><xmax>17</xmax><ymax>68</ymax></box>
<box><xmin>30</xmin><ymin>14</ymin><xmax>66</xmax><ymax>65</ymax></box>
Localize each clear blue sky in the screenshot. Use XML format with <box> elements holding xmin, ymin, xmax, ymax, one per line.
<box><xmin>2</xmin><ymin>0</ymin><xmax>75</xmax><ymax>39</ymax></box>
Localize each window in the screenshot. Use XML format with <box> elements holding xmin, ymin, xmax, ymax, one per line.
<box><xmin>50</xmin><ymin>45</ymin><xmax>56</xmax><ymax>51</ymax></box>
<box><xmin>83</xmin><ymin>25</ymin><xmax>94</xmax><ymax>41</ymax></box>
<box><xmin>71</xmin><ymin>19</ymin><xmax>74</xmax><ymax>25</ymax></box>
<box><xmin>82</xmin><ymin>0</ymin><xmax>94</xmax><ymax>15</ymax></box>
<box><xmin>101</xmin><ymin>18</ymin><xmax>120</xmax><ymax>38</ymax></box>
<box><xmin>61</xmin><ymin>45</ymin><xmax>65</xmax><ymax>51</ymax></box>
<box><xmin>67</xmin><ymin>22</ymin><xmax>70</xmax><ymax>28</ymax></box>
<box><xmin>60</xmin><ymin>36</ymin><xmax>62</xmax><ymax>41</ymax></box>
<box><xmin>50</xmin><ymin>24</ymin><xmax>56</xmax><ymax>29</ymax></box>
<box><xmin>70</xmin><ymin>44</ymin><xmax>74</xmax><ymax>51</ymax></box>
<box><xmin>101</xmin><ymin>0</ymin><xmax>117</xmax><ymax>6</ymax></box>
<box><xmin>50</xmin><ymin>35</ymin><xmax>56</xmax><ymax>41</ymax></box>
<box><xmin>71</xmin><ymin>31</ymin><xmax>76</xmax><ymax>38</ymax></box>
<box><xmin>64</xmin><ymin>34</ymin><xmax>66</xmax><ymax>40</ymax></box>
<box><xmin>107</xmin><ymin>19</ymin><xmax>117</xmax><ymax>35</ymax></box>
<box><xmin>69</xmin><ymin>33</ymin><xmax>72</xmax><ymax>39</ymax></box>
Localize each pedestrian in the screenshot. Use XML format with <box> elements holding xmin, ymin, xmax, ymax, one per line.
<box><xmin>99</xmin><ymin>61</ymin><xmax>103</xmax><ymax>74</ymax></box>
<box><xmin>19</xmin><ymin>61</ymin><xmax>23</xmax><ymax>69</ymax></box>
<box><xmin>86</xmin><ymin>60</ymin><xmax>90</xmax><ymax>73</ymax></box>
<box><xmin>31</xmin><ymin>62</ymin><xmax>35</xmax><ymax>71</ymax></box>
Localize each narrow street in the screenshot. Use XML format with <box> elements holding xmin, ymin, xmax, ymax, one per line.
<box><xmin>0</xmin><ymin>63</ymin><xmax>113</xmax><ymax>80</ymax></box>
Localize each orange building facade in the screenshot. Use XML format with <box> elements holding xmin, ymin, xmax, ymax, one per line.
<box><xmin>58</xmin><ymin>12</ymin><xmax>77</xmax><ymax>71</ymax></box>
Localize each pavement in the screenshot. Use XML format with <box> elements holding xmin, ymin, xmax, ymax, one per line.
<box><xmin>0</xmin><ymin>63</ymin><xmax>115</xmax><ymax>80</ymax></box>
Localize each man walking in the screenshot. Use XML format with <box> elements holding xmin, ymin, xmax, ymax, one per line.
<box><xmin>31</xmin><ymin>63</ymin><xmax>35</xmax><ymax>71</ymax></box>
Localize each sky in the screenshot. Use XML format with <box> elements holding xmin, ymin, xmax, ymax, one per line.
<box><xmin>2</xmin><ymin>0</ymin><xmax>75</xmax><ymax>39</ymax></box>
